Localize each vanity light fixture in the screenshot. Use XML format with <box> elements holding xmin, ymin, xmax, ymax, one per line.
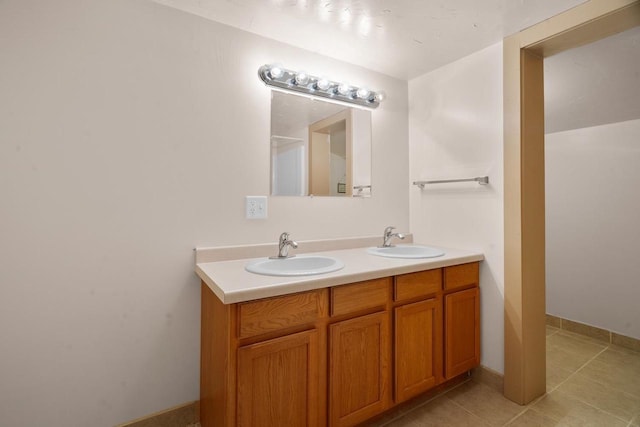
<box><xmin>258</xmin><ymin>64</ymin><xmax>384</xmax><ymax>109</ymax></box>
<box><xmin>336</xmin><ymin>82</ymin><xmax>352</xmax><ymax>96</ymax></box>
<box><xmin>268</xmin><ymin>65</ymin><xmax>284</xmax><ymax>79</ymax></box>
<box><xmin>356</xmin><ymin>87</ymin><xmax>371</xmax><ymax>99</ymax></box>
<box><xmin>294</xmin><ymin>70</ymin><xmax>310</xmax><ymax>86</ymax></box>
<box><xmin>315</xmin><ymin>77</ymin><xmax>331</xmax><ymax>91</ymax></box>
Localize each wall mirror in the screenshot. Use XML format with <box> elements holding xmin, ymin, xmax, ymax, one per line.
<box><xmin>270</xmin><ymin>91</ymin><xmax>372</xmax><ymax>197</ymax></box>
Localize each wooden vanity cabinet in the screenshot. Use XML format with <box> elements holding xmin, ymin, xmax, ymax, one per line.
<box><xmin>200</xmin><ymin>287</ymin><xmax>328</xmax><ymax>427</ymax></box>
<box><xmin>329</xmin><ymin>311</ymin><xmax>390</xmax><ymax>426</ymax></box>
<box><xmin>328</xmin><ymin>278</ymin><xmax>392</xmax><ymax>427</ymax></box>
<box><xmin>200</xmin><ymin>262</ymin><xmax>480</xmax><ymax>427</ymax></box>
<box><xmin>393</xmin><ymin>269</ymin><xmax>443</xmax><ymax>403</ymax></box>
<box><xmin>237</xmin><ymin>330</ymin><xmax>320</xmax><ymax>427</ymax></box>
<box><xmin>443</xmin><ymin>263</ymin><xmax>480</xmax><ymax>379</ymax></box>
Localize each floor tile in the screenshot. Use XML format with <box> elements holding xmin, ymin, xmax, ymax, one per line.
<box><xmin>546</xmin><ymin>344</ymin><xmax>593</xmax><ymax>373</ymax></box>
<box><xmin>593</xmin><ymin>346</ymin><xmax>640</xmax><ymax>370</ymax></box>
<box><xmin>579</xmin><ymin>358</ymin><xmax>640</xmax><ymax>398</ymax></box>
<box><xmin>545</xmin><ymin>363</ymin><xmax>574</xmax><ymax>392</ymax></box>
<box><xmin>505</xmin><ymin>408</ymin><xmax>565</xmax><ymax>427</ymax></box>
<box><xmin>384</xmin><ymin>395</ymin><xmax>491</xmax><ymax>427</ymax></box>
<box><xmin>379</xmin><ymin>323</ymin><xmax>640</xmax><ymax>427</ymax></box>
<box><xmin>445</xmin><ymin>380</ymin><xmax>526</xmax><ymax>426</ymax></box>
<box><xmin>556</xmin><ymin>372</ymin><xmax>640</xmax><ymax>422</ymax></box>
<box><xmin>547</xmin><ymin>331</ymin><xmax>608</xmax><ymax>355</ymax></box>
<box><xmin>367</xmin><ymin>411</ymin><xmax>405</xmax><ymax>427</ymax></box>
<box><xmin>367</xmin><ymin>393</ymin><xmax>437</xmax><ymax>427</ymax></box>
<box><xmin>531</xmin><ymin>389</ymin><xmax>628</xmax><ymax>427</ymax></box>
<box><xmin>472</xmin><ymin>367</ymin><xmax>504</xmax><ymax>393</ymax></box>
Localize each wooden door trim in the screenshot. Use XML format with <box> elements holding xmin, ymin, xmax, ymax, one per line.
<box><xmin>308</xmin><ymin>109</ymin><xmax>352</xmax><ymax>196</ymax></box>
<box><xmin>503</xmin><ymin>0</ymin><xmax>640</xmax><ymax>404</ymax></box>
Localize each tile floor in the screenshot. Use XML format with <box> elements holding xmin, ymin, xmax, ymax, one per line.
<box><xmin>378</xmin><ymin>326</ymin><xmax>640</xmax><ymax>427</ymax></box>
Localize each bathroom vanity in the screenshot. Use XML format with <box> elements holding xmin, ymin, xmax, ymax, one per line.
<box><xmin>196</xmin><ymin>241</ymin><xmax>482</xmax><ymax>427</ymax></box>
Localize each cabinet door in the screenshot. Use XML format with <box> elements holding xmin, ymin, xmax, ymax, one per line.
<box><xmin>444</xmin><ymin>287</ymin><xmax>480</xmax><ymax>379</ymax></box>
<box><xmin>395</xmin><ymin>298</ymin><xmax>442</xmax><ymax>403</ymax></box>
<box><xmin>329</xmin><ymin>311</ymin><xmax>390</xmax><ymax>427</ymax></box>
<box><xmin>237</xmin><ymin>330</ymin><xmax>319</xmax><ymax>427</ymax></box>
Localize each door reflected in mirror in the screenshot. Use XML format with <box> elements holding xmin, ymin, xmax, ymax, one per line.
<box><xmin>270</xmin><ymin>91</ymin><xmax>372</xmax><ymax>197</ymax></box>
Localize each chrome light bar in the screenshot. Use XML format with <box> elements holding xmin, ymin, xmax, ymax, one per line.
<box><xmin>258</xmin><ymin>64</ymin><xmax>384</xmax><ymax>109</ymax></box>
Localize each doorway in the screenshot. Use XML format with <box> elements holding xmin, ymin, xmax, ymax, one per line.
<box><xmin>503</xmin><ymin>0</ymin><xmax>640</xmax><ymax>405</ymax></box>
<box><xmin>544</xmin><ymin>25</ymin><xmax>640</xmax><ymax>346</ymax></box>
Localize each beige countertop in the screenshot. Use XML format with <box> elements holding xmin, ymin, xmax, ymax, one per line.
<box><xmin>196</xmin><ymin>241</ymin><xmax>484</xmax><ymax>304</ymax></box>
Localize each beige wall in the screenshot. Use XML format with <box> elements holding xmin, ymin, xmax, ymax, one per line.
<box><xmin>546</xmin><ymin>118</ymin><xmax>640</xmax><ymax>340</ymax></box>
<box><xmin>0</xmin><ymin>0</ymin><xmax>408</xmax><ymax>425</ymax></box>
<box><xmin>409</xmin><ymin>42</ymin><xmax>505</xmax><ymax>374</ymax></box>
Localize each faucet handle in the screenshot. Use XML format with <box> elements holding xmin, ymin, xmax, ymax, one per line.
<box><xmin>273</xmin><ymin>232</ymin><xmax>298</xmax><ymax>258</ymax></box>
<box><xmin>381</xmin><ymin>226</ymin><xmax>403</xmax><ymax>247</ymax></box>
<box><xmin>279</xmin><ymin>232</ymin><xmax>290</xmax><ymax>243</ymax></box>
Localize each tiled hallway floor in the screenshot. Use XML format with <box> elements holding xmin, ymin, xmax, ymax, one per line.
<box><xmin>379</xmin><ymin>326</ymin><xmax>640</xmax><ymax>427</ymax></box>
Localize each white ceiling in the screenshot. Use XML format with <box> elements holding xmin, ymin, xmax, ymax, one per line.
<box><xmin>152</xmin><ymin>0</ymin><xmax>587</xmax><ymax>80</ymax></box>
<box><xmin>154</xmin><ymin>0</ymin><xmax>640</xmax><ymax>132</ymax></box>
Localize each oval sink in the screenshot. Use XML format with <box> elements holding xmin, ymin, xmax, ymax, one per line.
<box><xmin>245</xmin><ymin>255</ymin><xmax>345</xmax><ymax>277</ymax></box>
<box><xmin>367</xmin><ymin>245</ymin><xmax>445</xmax><ymax>259</ymax></box>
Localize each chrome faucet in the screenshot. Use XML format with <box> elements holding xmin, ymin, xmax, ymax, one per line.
<box><xmin>271</xmin><ymin>232</ymin><xmax>298</xmax><ymax>258</ymax></box>
<box><xmin>381</xmin><ymin>226</ymin><xmax>405</xmax><ymax>247</ymax></box>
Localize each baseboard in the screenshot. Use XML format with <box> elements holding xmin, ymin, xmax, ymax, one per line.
<box><xmin>116</xmin><ymin>401</ymin><xmax>199</xmax><ymax>427</ymax></box>
<box><xmin>471</xmin><ymin>365</ymin><xmax>504</xmax><ymax>393</ymax></box>
<box><xmin>546</xmin><ymin>314</ymin><xmax>640</xmax><ymax>352</ymax></box>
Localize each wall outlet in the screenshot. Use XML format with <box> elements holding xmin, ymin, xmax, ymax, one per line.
<box><xmin>245</xmin><ymin>196</ymin><xmax>267</xmax><ymax>219</ymax></box>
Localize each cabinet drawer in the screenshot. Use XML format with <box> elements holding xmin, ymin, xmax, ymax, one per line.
<box><xmin>394</xmin><ymin>269</ymin><xmax>441</xmax><ymax>302</ymax></box>
<box><xmin>331</xmin><ymin>278</ymin><xmax>391</xmax><ymax>316</ymax></box>
<box><xmin>238</xmin><ymin>290</ymin><xmax>322</xmax><ymax>339</ymax></box>
<box><xmin>444</xmin><ymin>262</ymin><xmax>479</xmax><ymax>291</ymax></box>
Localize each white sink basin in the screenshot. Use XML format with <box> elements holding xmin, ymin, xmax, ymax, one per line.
<box><xmin>367</xmin><ymin>245</ymin><xmax>445</xmax><ymax>259</ymax></box>
<box><xmin>245</xmin><ymin>255</ymin><xmax>345</xmax><ymax>277</ymax></box>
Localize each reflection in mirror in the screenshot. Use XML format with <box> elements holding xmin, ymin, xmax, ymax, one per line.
<box><xmin>270</xmin><ymin>91</ymin><xmax>372</xmax><ymax>197</ymax></box>
<box><xmin>309</xmin><ymin>110</ymin><xmax>348</xmax><ymax>196</ymax></box>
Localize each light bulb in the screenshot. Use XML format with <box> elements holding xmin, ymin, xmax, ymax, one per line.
<box><xmin>356</xmin><ymin>87</ymin><xmax>371</xmax><ymax>99</ymax></box>
<box><xmin>294</xmin><ymin>71</ymin><xmax>309</xmax><ymax>85</ymax></box>
<box><xmin>374</xmin><ymin>91</ymin><xmax>386</xmax><ymax>102</ymax></box>
<box><xmin>315</xmin><ymin>77</ymin><xmax>331</xmax><ymax>91</ymax></box>
<box><xmin>269</xmin><ymin>65</ymin><xmax>284</xmax><ymax>79</ymax></box>
<box><xmin>337</xmin><ymin>82</ymin><xmax>351</xmax><ymax>96</ymax></box>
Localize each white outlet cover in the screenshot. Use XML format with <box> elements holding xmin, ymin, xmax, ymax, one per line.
<box><xmin>245</xmin><ymin>196</ymin><xmax>268</xmax><ymax>219</ymax></box>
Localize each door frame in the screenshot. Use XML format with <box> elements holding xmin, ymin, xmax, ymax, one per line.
<box><xmin>503</xmin><ymin>0</ymin><xmax>640</xmax><ymax>404</ymax></box>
